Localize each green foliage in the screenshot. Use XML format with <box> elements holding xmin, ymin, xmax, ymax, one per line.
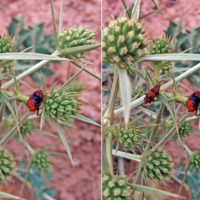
<box><xmin>132</xmin><ymin>86</ymin><xmax>145</xmax><ymax>99</ymax></box>
<box><xmin>18</xmin><ymin>158</ymin><xmax>55</xmax><ymax>200</ymax></box>
<box><xmin>102</xmin><ymin>173</ymin><xmax>132</xmax><ymax>200</ymax></box>
<box><xmin>189</xmin><ymin>151</ymin><xmax>200</xmax><ymax>172</ymax></box>
<box><xmin>7</xmin><ymin>16</ymin><xmax>55</xmax><ymax>83</ymax></box>
<box><xmin>18</xmin><ymin>120</ymin><xmax>35</xmax><ymax>138</ymax></box>
<box><xmin>31</xmin><ymin>150</ymin><xmax>51</xmax><ymax>171</ymax></box>
<box><xmin>150</xmin><ymin>37</ymin><xmax>174</xmax><ymax>74</ymax></box>
<box><xmin>177</xmin><ymin>159</ymin><xmax>200</xmax><ymax>200</ymax></box>
<box><xmin>0</xmin><ymin>149</ymin><xmax>16</xmax><ymax>182</ymax></box>
<box><xmin>0</xmin><ymin>35</ymin><xmax>15</xmax><ymax>73</ymax></box>
<box><xmin>165</xmin><ymin>20</ymin><xmax>200</xmax><ymax>86</ymax></box>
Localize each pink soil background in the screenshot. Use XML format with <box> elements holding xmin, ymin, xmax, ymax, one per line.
<box><xmin>103</xmin><ymin>0</ymin><xmax>200</xmax><ymax>200</ymax></box>
<box><xmin>0</xmin><ymin>0</ymin><xmax>101</xmax><ymax>200</ymax></box>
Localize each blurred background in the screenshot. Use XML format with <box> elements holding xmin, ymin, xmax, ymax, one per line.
<box><xmin>0</xmin><ymin>0</ymin><xmax>101</xmax><ymax>200</ymax></box>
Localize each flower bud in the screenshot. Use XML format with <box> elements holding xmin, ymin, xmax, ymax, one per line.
<box><xmin>103</xmin><ymin>16</ymin><xmax>147</xmax><ymax>69</ymax></box>
<box><xmin>32</xmin><ymin>150</ymin><xmax>51</xmax><ymax>171</ymax></box>
<box><xmin>150</xmin><ymin>38</ymin><xmax>173</xmax><ymax>74</ymax></box>
<box><xmin>0</xmin><ymin>149</ymin><xmax>16</xmax><ymax>182</ymax></box>
<box><xmin>102</xmin><ymin>173</ymin><xmax>131</xmax><ymax>200</ymax></box>
<box><xmin>0</xmin><ymin>35</ymin><xmax>15</xmax><ymax>73</ymax></box>
<box><xmin>58</xmin><ymin>27</ymin><xmax>95</xmax><ymax>58</ymax></box>
<box><xmin>142</xmin><ymin>149</ymin><xmax>173</xmax><ymax>181</ymax></box>
<box><xmin>45</xmin><ymin>83</ymin><xmax>83</xmax><ymax>124</ymax></box>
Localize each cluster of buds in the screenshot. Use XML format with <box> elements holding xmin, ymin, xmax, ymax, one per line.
<box><xmin>102</xmin><ymin>16</ymin><xmax>147</xmax><ymax>69</ymax></box>
<box><xmin>102</xmin><ymin>173</ymin><xmax>132</xmax><ymax>200</ymax></box>
<box><xmin>0</xmin><ymin>149</ymin><xmax>16</xmax><ymax>182</ymax></box>
<box><xmin>0</xmin><ymin>35</ymin><xmax>15</xmax><ymax>73</ymax></box>
<box><xmin>189</xmin><ymin>151</ymin><xmax>200</xmax><ymax>172</ymax></box>
<box><xmin>31</xmin><ymin>150</ymin><xmax>51</xmax><ymax>171</ymax></box>
<box><xmin>142</xmin><ymin>148</ymin><xmax>174</xmax><ymax>181</ymax></box>
<box><xmin>173</xmin><ymin>122</ymin><xmax>193</xmax><ymax>140</ymax></box>
<box><xmin>58</xmin><ymin>27</ymin><xmax>95</xmax><ymax>58</ymax></box>
<box><xmin>18</xmin><ymin>120</ymin><xmax>35</xmax><ymax>138</ymax></box>
<box><xmin>150</xmin><ymin>37</ymin><xmax>174</xmax><ymax>74</ymax></box>
<box><xmin>44</xmin><ymin>83</ymin><xmax>83</xmax><ymax>124</ymax></box>
<box><xmin>118</xmin><ymin>126</ymin><xmax>143</xmax><ymax>149</ymax></box>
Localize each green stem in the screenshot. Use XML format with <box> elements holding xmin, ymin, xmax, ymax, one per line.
<box><xmin>103</xmin><ymin>66</ymin><xmax>120</xmax><ymax>176</ymax></box>
<box><xmin>2</xmin><ymin>50</ymin><xmax>59</xmax><ymax>89</ymax></box>
<box><xmin>106</xmin><ymin>134</ymin><xmax>113</xmax><ymax>176</ymax></box>
<box><xmin>72</xmin><ymin>61</ymin><xmax>101</xmax><ymax>80</ymax></box>
<box><xmin>173</xmin><ymin>93</ymin><xmax>187</xmax><ymax>103</ymax></box>
<box><xmin>50</xmin><ymin>0</ymin><xmax>59</xmax><ymax>47</ymax></box>
<box><xmin>3</xmin><ymin>90</ymin><xmax>29</xmax><ymax>102</ymax></box>
<box><xmin>153</xmin><ymin>65</ymin><xmax>161</xmax><ymax>84</ymax></box>
<box><xmin>59</xmin><ymin>44</ymin><xmax>101</xmax><ymax>55</ymax></box>
<box><xmin>133</xmin><ymin>160</ymin><xmax>144</xmax><ymax>184</ymax></box>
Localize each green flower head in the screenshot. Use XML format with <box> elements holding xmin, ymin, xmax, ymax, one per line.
<box><xmin>102</xmin><ymin>173</ymin><xmax>131</xmax><ymax>200</ymax></box>
<box><xmin>32</xmin><ymin>150</ymin><xmax>51</xmax><ymax>171</ymax></box>
<box><xmin>142</xmin><ymin>148</ymin><xmax>174</xmax><ymax>181</ymax></box>
<box><xmin>150</xmin><ymin>37</ymin><xmax>174</xmax><ymax>74</ymax></box>
<box><xmin>0</xmin><ymin>35</ymin><xmax>15</xmax><ymax>73</ymax></box>
<box><xmin>58</xmin><ymin>27</ymin><xmax>95</xmax><ymax>59</ymax></box>
<box><xmin>45</xmin><ymin>83</ymin><xmax>83</xmax><ymax>124</ymax></box>
<box><xmin>103</xmin><ymin>16</ymin><xmax>147</xmax><ymax>69</ymax></box>
<box><xmin>0</xmin><ymin>148</ymin><xmax>16</xmax><ymax>182</ymax></box>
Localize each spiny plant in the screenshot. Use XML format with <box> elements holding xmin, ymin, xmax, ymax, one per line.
<box><xmin>0</xmin><ymin>0</ymin><xmax>100</xmax><ymax>199</ymax></box>
<box><xmin>102</xmin><ymin>0</ymin><xmax>200</xmax><ymax>199</ymax></box>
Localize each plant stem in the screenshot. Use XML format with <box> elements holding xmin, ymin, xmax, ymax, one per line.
<box><xmin>2</xmin><ymin>51</ymin><xmax>59</xmax><ymax>89</ymax></box>
<box><xmin>106</xmin><ymin>134</ymin><xmax>113</xmax><ymax>176</ymax></box>
<box><xmin>103</xmin><ymin>66</ymin><xmax>120</xmax><ymax>176</ymax></box>
<box><xmin>112</xmin><ymin>149</ymin><xmax>141</xmax><ymax>162</ymax></box>
<box><xmin>133</xmin><ymin>160</ymin><xmax>143</xmax><ymax>184</ymax></box>
<box><xmin>50</xmin><ymin>0</ymin><xmax>59</xmax><ymax>46</ymax></box>
<box><xmin>118</xmin><ymin>157</ymin><xmax>125</xmax><ymax>176</ymax></box>
<box><xmin>145</xmin><ymin>104</ymin><xmax>164</xmax><ymax>150</ymax></box>
<box><xmin>153</xmin><ymin>65</ymin><xmax>161</xmax><ymax>84</ymax></box>
<box><xmin>71</xmin><ymin>61</ymin><xmax>101</xmax><ymax>80</ymax></box>
<box><xmin>0</xmin><ymin>113</ymin><xmax>29</xmax><ymax>146</ymax></box>
<box><xmin>154</xmin><ymin>115</ymin><xmax>187</xmax><ymax>149</ymax></box>
<box><xmin>2</xmin><ymin>50</ymin><xmax>100</xmax><ymax>89</ymax></box>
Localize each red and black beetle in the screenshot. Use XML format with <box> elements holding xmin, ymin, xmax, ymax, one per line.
<box><xmin>27</xmin><ymin>90</ymin><xmax>44</xmax><ymax>114</ymax></box>
<box><xmin>185</xmin><ymin>91</ymin><xmax>200</xmax><ymax>112</ymax></box>
<box><xmin>144</xmin><ymin>85</ymin><xmax>160</xmax><ymax>104</ymax></box>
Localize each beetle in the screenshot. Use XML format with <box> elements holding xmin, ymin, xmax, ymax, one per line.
<box><xmin>185</xmin><ymin>91</ymin><xmax>200</xmax><ymax>112</ymax></box>
<box><xmin>27</xmin><ymin>90</ymin><xmax>44</xmax><ymax>114</ymax></box>
<box><xmin>144</xmin><ymin>85</ymin><xmax>160</xmax><ymax>104</ymax></box>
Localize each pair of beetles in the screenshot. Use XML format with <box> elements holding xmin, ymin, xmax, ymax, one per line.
<box><xmin>27</xmin><ymin>87</ymin><xmax>200</xmax><ymax>114</ymax></box>
<box><xmin>144</xmin><ymin>85</ymin><xmax>200</xmax><ymax>113</ymax></box>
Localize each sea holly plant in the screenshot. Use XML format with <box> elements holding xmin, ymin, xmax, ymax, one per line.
<box><xmin>0</xmin><ymin>0</ymin><xmax>100</xmax><ymax>199</ymax></box>
<box><xmin>102</xmin><ymin>0</ymin><xmax>200</xmax><ymax>199</ymax></box>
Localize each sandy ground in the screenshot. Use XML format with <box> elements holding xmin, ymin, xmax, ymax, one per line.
<box><xmin>0</xmin><ymin>0</ymin><xmax>101</xmax><ymax>200</ymax></box>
